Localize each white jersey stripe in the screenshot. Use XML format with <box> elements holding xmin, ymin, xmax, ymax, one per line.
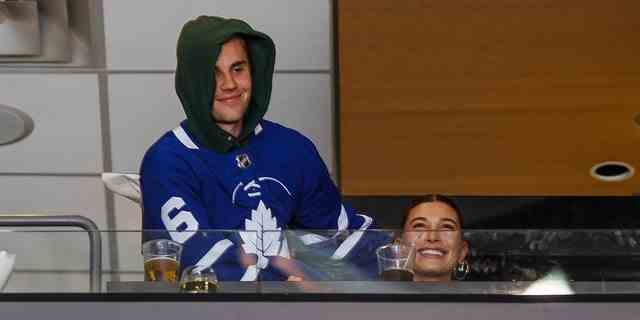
<box><xmin>331</xmin><ymin>214</ymin><xmax>373</xmax><ymax>260</ymax></box>
<box><xmin>299</xmin><ymin>233</ymin><xmax>330</xmax><ymax>245</ymax></box>
<box><xmin>195</xmin><ymin>239</ymin><xmax>233</xmax><ymax>269</ymax></box>
<box><xmin>278</xmin><ymin>237</ymin><xmax>291</xmax><ymax>259</ymax></box>
<box><xmin>240</xmin><ymin>265</ymin><xmax>260</xmax><ymax>281</ymax></box>
<box><xmin>172</xmin><ymin>126</ymin><xmax>199</xmax><ymax>150</ymax></box>
<box><xmin>337</xmin><ymin>205</ymin><xmax>349</xmax><ymax>231</ymax></box>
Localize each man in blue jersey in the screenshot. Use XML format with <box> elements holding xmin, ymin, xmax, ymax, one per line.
<box><xmin>140</xmin><ymin>16</ymin><xmax>377</xmax><ymax>281</ymax></box>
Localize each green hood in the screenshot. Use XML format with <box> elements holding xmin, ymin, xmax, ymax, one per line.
<box><xmin>175</xmin><ymin>16</ymin><xmax>276</xmax><ymax>153</ymax></box>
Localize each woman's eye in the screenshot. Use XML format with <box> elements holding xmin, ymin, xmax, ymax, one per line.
<box><xmin>441</xmin><ymin>224</ymin><xmax>456</xmax><ymax>231</ymax></box>
<box><xmin>411</xmin><ymin>223</ymin><xmax>427</xmax><ymax>230</ymax></box>
<box><xmin>233</xmin><ymin>66</ymin><xmax>245</xmax><ymax>73</ymax></box>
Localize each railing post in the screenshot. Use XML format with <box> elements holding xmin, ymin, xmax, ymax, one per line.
<box><xmin>0</xmin><ymin>214</ymin><xmax>102</xmax><ymax>293</ymax></box>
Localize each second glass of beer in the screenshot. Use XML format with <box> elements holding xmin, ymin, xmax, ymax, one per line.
<box><xmin>142</xmin><ymin>239</ymin><xmax>183</xmax><ymax>285</ymax></box>
<box><xmin>376</xmin><ymin>243</ymin><xmax>415</xmax><ymax>281</ymax></box>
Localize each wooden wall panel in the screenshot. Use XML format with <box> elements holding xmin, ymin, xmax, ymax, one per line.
<box><xmin>338</xmin><ymin>0</ymin><xmax>640</xmax><ymax>195</ymax></box>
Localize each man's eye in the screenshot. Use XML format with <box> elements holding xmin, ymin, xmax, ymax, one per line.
<box><xmin>233</xmin><ymin>66</ymin><xmax>245</xmax><ymax>72</ymax></box>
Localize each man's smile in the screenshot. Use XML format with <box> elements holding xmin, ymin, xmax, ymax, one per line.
<box><xmin>216</xmin><ymin>93</ymin><xmax>243</xmax><ymax>103</ymax></box>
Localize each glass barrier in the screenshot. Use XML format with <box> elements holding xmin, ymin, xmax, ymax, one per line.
<box><xmin>1</xmin><ymin>229</ymin><xmax>640</xmax><ymax>295</ymax></box>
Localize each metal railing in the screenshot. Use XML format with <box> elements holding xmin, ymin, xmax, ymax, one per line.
<box><xmin>0</xmin><ymin>215</ymin><xmax>102</xmax><ymax>292</ymax></box>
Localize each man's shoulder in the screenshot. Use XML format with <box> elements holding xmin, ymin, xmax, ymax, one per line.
<box><xmin>141</xmin><ymin>124</ymin><xmax>199</xmax><ymax>168</ymax></box>
<box><xmin>259</xmin><ymin>120</ymin><xmax>314</xmax><ymax>148</ymax></box>
<box><xmin>146</xmin><ymin>130</ymin><xmax>182</xmax><ymax>155</ymax></box>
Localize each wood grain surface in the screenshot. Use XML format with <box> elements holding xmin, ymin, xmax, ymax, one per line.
<box><xmin>337</xmin><ymin>0</ymin><xmax>640</xmax><ymax>195</ymax></box>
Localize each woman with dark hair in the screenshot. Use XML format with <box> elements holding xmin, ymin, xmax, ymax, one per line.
<box><xmin>402</xmin><ymin>195</ymin><xmax>469</xmax><ymax>282</ymax></box>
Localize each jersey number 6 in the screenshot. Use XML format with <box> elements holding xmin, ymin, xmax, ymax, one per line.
<box><xmin>161</xmin><ymin>197</ymin><xmax>199</xmax><ymax>243</ymax></box>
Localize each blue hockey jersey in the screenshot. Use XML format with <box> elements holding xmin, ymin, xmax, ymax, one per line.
<box><xmin>140</xmin><ymin>16</ymin><xmax>383</xmax><ymax>281</ymax></box>
<box><xmin>141</xmin><ymin>120</ymin><xmax>375</xmax><ymax>281</ymax></box>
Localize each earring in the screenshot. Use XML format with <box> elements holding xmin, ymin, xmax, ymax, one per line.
<box><xmin>454</xmin><ymin>260</ymin><xmax>470</xmax><ymax>280</ymax></box>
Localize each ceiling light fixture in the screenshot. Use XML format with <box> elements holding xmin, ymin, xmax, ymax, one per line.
<box><xmin>0</xmin><ymin>104</ymin><xmax>34</xmax><ymax>145</ymax></box>
<box><xmin>590</xmin><ymin>161</ymin><xmax>635</xmax><ymax>182</ymax></box>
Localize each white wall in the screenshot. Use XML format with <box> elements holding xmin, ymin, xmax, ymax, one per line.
<box><xmin>104</xmin><ymin>0</ymin><xmax>331</xmax><ymax>71</ymax></box>
<box><xmin>0</xmin><ymin>0</ymin><xmax>334</xmax><ymax>292</ymax></box>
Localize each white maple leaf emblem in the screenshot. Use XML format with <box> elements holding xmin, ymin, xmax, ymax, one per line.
<box><xmin>239</xmin><ymin>200</ymin><xmax>282</xmax><ymax>269</ymax></box>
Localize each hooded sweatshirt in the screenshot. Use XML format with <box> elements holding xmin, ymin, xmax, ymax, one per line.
<box><xmin>140</xmin><ymin>16</ymin><xmax>379</xmax><ymax>281</ymax></box>
<box><xmin>175</xmin><ymin>15</ymin><xmax>275</xmax><ymax>153</ymax></box>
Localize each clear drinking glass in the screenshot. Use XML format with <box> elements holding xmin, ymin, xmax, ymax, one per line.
<box><xmin>376</xmin><ymin>243</ymin><xmax>415</xmax><ymax>281</ymax></box>
<box><xmin>179</xmin><ymin>265</ymin><xmax>218</xmax><ymax>293</ymax></box>
<box><xmin>142</xmin><ymin>239</ymin><xmax>183</xmax><ymax>285</ymax></box>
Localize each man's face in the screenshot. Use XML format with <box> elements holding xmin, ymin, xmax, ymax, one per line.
<box><xmin>403</xmin><ymin>202</ymin><xmax>468</xmax><ymax>281</ymax></box>
<box><xmin>211</xmin><ymin>38</ymin><xmax>252</xmax><ymax>134</ymax></box>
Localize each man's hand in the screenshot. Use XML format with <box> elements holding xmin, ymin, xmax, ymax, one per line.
<box><xmin>287</xmin><ymin>275</ymin><xmax>304</xmax><ymax>282</ymax></box>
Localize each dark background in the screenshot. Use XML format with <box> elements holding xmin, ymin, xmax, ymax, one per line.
<box><xmin>346</xmin><ymin>196</ymin><xmax>640</xmax><ymax>281</ymax></box>
<box><xmin>346</xmin><ymin>196</ymin><xmax>640</xmax><ymax>229</ymax></box>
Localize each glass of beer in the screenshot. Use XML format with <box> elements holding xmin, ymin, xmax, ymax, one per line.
<box><xmin>142</xmin><ymin>239</ymin><xmax>183</xmax><ymax>285</ymax></box>
<box><xmin>376</xmin><ymin>243</ymin><xmax>415</xmax><ymax>281</ymax></box>
<box><xmin>179</xmin><ymin>265</ymin><xmax>218</xmax><ymax>294</ymax></box>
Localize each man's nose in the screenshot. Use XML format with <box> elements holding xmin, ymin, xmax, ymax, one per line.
<box><xmin>219</xmin><ymin>72</ymin><xmax>237</xmax><ymax>90</ymax></box>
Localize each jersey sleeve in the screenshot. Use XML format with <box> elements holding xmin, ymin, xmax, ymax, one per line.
<box><xmin>290</xmin><ymin>136</ymin><xmax>380</xmax><ymax>263</ymax></box>
<box><xmin>140</xmin><ymin>146</ymin><xmax>252</xmax><ymax>281</ymax></box>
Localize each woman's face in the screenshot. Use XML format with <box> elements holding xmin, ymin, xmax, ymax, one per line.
<box><xmin>403</xmin><ymin>201</ymin><xmax>468</xmax><ymax>282</ymax></box>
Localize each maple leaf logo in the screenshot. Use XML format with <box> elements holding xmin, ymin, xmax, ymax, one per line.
<box><xmin>240</xmin><ymin>200</ymin><xmax>282</xmax><ymax>269</ymax></box>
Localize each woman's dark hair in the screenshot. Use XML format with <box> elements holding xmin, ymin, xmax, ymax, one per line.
<box><xmin>401</xmin><ymin>194</ymin><xmax>464</xmax><ymax>229</ymax></box>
